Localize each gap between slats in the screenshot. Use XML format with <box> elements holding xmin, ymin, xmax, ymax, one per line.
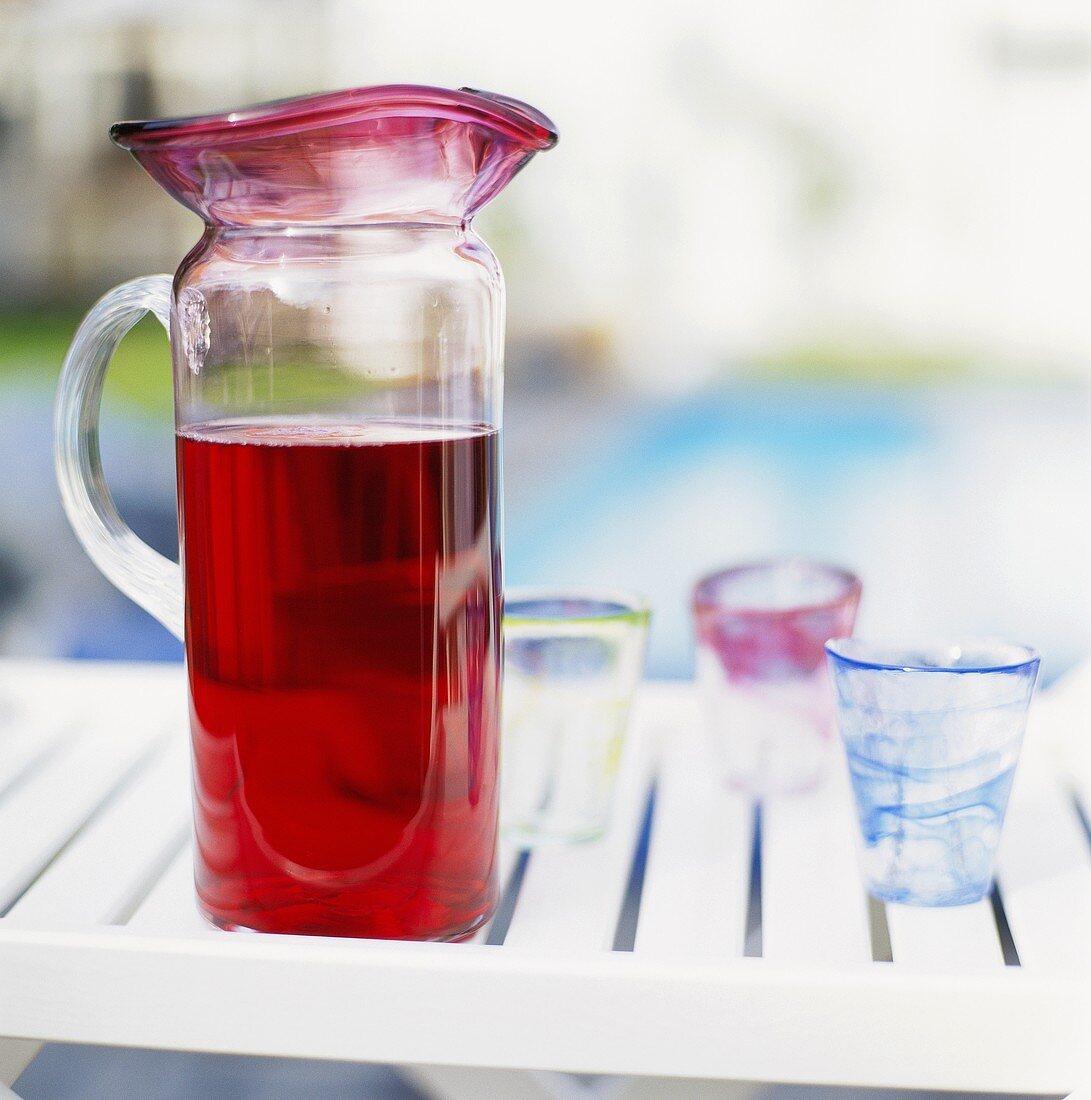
<box><xmin>482</xmin><ymin>848</ymin><xmax>530</xmax><ymax>946</ymax></box>
<box><xmin>468</xmin><ymin>842</ymin><xmax>519</xmax><ymax>945</ymax></box>
<box><xmin>611</xmin><ymin>780</ymin><xmax>656</xmax><ymax>951</ymax></box>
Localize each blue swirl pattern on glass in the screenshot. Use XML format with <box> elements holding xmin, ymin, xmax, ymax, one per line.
<box><xmin>826</xmin><ymin>640</ymin><xmax>1039</xmax><ymax>907</ymax></box>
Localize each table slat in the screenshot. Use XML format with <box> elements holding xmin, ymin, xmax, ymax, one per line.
<box><xmin>635</xmin><ymin>694</ymin><xmax>752</xmax><ymax>957</ymax></box>
<box><xmin>0</xmin><ymin>662</ymin><xmax>143</xmax><ymax>801</ymax></box>
<box><xmin>0</xmin><ymin>718</ymin><xmax>164</xmax><ymax>912</ymax></box>
<box><xmin>127</xmin><ymin>843</ymin><xmax>211</xmax><ymax>935</ymax></box>
<box><xmin>885</xmin><ymin>900</ymin><xmax>1003</xmax><ymax>969</ymax></box>
<box><xmin>761</xmin><ymin>760</ymin><xmax>872</xmax><ymax>964</ymax></box>
<box><xmin>997</xmin><ymin>751</ymin><xmax>1091</xmax><ymax>972</ymax></box>
<box><xmin>3</xmin><ymin>738</ymin><xmax>190</xmax><ymax>929</ymax></box>
<box><xmin>0</xmin><ymin>661</ymin><xmax>183</xmax><ymax>717</ymax></box>
<box><xmin>0</xmin><ymin>711</ymin><xmax>73</xmax><ymax>803</ymax></box>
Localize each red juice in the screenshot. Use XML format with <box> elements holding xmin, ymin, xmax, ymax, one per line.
<box><xmin>176</xmin><ymin>420</ymin><xmax>501</xmax><ymax>939</ymax></box>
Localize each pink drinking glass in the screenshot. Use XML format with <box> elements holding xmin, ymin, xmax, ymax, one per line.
<box><xmin>693</xmin><ymin>559</ymin><xmax>862</xmax><ymax>795</ymax></box>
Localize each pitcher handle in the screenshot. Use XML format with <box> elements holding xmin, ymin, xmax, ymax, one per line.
<box><xmin>53</xmin><ymin>275</ymin><xmax>184</xmax><ymax>641</ymax></box>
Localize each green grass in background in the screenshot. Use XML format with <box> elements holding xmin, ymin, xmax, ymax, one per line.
<box><xmin>2</xmin><ymin>309</ymin><xmax>1029</xmax><ymax>409</ymax></box>
<box><xmin>0</xmin><ymin>311</ymin><xmax>173</xmax><ymax>416</ymax></box>
<box><xmin>1</xmin><ymin>311</ymin><xmax>415</xmax><ymax>421</ymax></box>
<box><xmin>751</xmin><ymin>338</ymin><xmax>975</xmax><ymax>384</ymax></box>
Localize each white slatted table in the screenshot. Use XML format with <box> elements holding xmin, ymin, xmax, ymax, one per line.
<box><xmin>0</xmin><ymin>660</ymin><xmax>1088</xmax><ymax>1098</ymax></box>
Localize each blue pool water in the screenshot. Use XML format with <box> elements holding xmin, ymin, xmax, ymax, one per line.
<box><xmin>505</xmin><ymin>380</ymin><xmax>1090</xmax><ymax>681</ymax></box>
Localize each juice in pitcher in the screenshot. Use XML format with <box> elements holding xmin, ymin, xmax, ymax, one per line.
<box><xmin>180</xmin><ymin>420</ymin><xmax>500</xmax><ymax>937</ymax></box>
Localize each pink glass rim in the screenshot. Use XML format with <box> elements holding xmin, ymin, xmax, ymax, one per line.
<box><xmin>110</xmin><ymin>84</ymin><xmax>559</xmax><ymax>152</ymax></box>
<box><xmin>693</xmin><ymin>558</ymin><xmax>862</xmax><ymax>618</ymax></box>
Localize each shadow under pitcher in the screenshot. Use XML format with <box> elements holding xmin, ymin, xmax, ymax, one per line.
<box><xmin>53</xmin><ymin>85</ymin><xmax>557</xmax><ymax>940</ymax></box>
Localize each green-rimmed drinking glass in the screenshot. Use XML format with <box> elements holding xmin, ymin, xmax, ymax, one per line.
<box><xmin>502</xmin><ymin>589</ymin><xmax>650</xmax><ymax>845</ymax></box>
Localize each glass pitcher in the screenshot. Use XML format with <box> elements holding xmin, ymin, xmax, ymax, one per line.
<box><xmin>53</xmin><ymin>85</ymin><xmax>557</xmax><ymax>940</ymax></box>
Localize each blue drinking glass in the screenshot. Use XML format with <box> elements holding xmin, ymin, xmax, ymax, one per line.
<box><xmin>826</xmin><ymin>639</ymin><xmax>1040</xmax><ymax>907</ymax></box>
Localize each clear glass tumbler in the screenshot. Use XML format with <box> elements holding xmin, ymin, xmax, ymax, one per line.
<box><xmin>693</xmin><ymin>559</ymin><xmax>861</xmax><ymax>795</ymax></box>
<box><xmin>501</xmin><ymin>590</ymin><xmax>650</xmax><ymax>845</ymax></box>
<box><xmin>826</xmin><ymin>639</ymin><xmax>1040</xmax><ymax>907</ymax></box>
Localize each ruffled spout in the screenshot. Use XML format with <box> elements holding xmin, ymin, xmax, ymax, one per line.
<box><xmin>111</xmin><ymin>85</ymin><xmax>558</xmax><ymax>227</ymax></box>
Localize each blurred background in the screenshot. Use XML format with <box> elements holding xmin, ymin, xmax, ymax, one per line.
<box><xmin>2</xmin><ymin>0</ymin><xmax>1090</xmax><ymax>683</ymax></box>
<box><xmin>2</xmin><ymin>2</ymin><xmax>1086</xmax><ymax>1097</ymax></box>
